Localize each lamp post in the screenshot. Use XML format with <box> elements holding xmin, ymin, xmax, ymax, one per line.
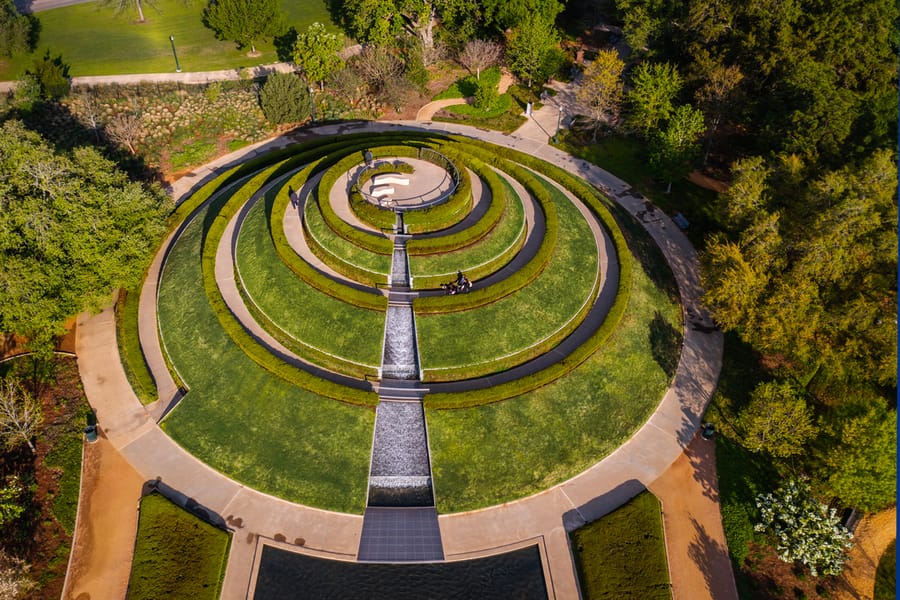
<box><xmin>169</xmin><ymin>35</ymin><xmax>182</xmax><ymax>73</ymax></box>
<box><xmin>553</xmin><ymin>104</ymin><xmax>564</xmax><ymax>144</ymax></box>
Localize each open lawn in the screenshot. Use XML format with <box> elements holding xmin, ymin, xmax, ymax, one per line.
<box><xmin>416</xmin><ymin>174</ymin><xmax>596</xmax><ymax>375</ymax></box>
<box><xmin>127</xmin><ymin>493</ymin><xmax>230</xmax><ymax>600</ymax></box>
<box><xmin>0</xmin><ymin>0</ymin><xmax>337</xmax><ymax>79</ymax></box>
<box><xmin>570</xmin><ymin>491</ymin><xmax>671</xmax><ymax>599</ymax></box>
<box><xmin>427</xmin><ymin>252</ymin><xmax>680</xmax><ymax>511</ymax></box>
<box><xmin>157</xmin><ymin>204</ymin><xmax>373</xmax><ymax>512</ymax></box>
<box><xmin>236</xmin><ymin>193</ymin><xmax>384</xmax><ymax>368</ymax></box>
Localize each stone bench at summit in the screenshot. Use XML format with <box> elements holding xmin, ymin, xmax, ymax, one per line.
<box><xmin>372</xmin><ymin>173</ymin><xmax>410</xmax><ymax>187</ymax></box>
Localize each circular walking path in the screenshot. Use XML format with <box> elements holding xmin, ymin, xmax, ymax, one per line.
<box><xmin>73</xmin><ymin>117</ymin><xmax>730</xmax><ymax>599</ymax></box>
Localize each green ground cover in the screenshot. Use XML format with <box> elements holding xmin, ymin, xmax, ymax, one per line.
<box><xmin>409</xmin><ymin>175</ymin><xmax>526</xmax><ymax>280</ymax></box>
<box><xmin>0</xmin><ymin>0</ymin><xmax>337</xmax><ymax>79</ymax></box>
<box><xmin>304</xmin><ymin>186</ymin><xmax>392</xmax><ymax>276</ymax></box>
<box><xmin>428</xmin><ymin>252</ymin><xmax>679</xmax><ymax>511</ymax></box>
<box><xmin>157</xmin><ymin>205</ymin><xmax>373</xmax><ymax>512</ymax></box>
<box><xmin>116</xmin><ymin>289</ymin><xmax>157</xmax><ymax>405</ymax></box>
<box><xmin>432</xmin><ymin>67</ymin><xmax>501</xmax><ymax>100</ymax></box>
<box><xmin>127</xmin><ymin>493</ymin><xmax>230</xmax><ymax>600</ymax></box>
<box><xmin>570</xmin><ymin>491</ymin><xmax>672</xmax><ymax>599</ymax></box>
<box><xmin>557</xmin><ymin>132</ymin><xmax>718</xmax><ymax>246</ymax></box>
<box><xmin>416</xmin><ymin>174</ymin><xmax>596</xmax><ymax>377</ymax></box>
<box><xmin>236</xmin><ymin>194</ymin><xmax>383</xmax><ymax>368</ymax></box>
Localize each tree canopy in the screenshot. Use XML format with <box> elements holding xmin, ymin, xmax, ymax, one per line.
<box><xmin>293</xmin><ymin>22</ymin><xmax>344</xmax><ymax>91</ymax></box>
<box><xmin>203</xmin><ymin>0</ymin><xmax>285</xmax><ymax>54</ymax></box>
<box><xmin>0</xmin><ymin>0</ymin><xmax>33</xmax><ymax>58</ymax></box>
<box><xmin>0</xmin><ymin>121</ymin><xmax>171</xmax><ymax>354</ymax></box>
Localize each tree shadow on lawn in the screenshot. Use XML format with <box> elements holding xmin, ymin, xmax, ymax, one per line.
<box><xmin>649</xmin><ymin>310</ymin><xmax>682</xmax><ymax>381</ymax></box>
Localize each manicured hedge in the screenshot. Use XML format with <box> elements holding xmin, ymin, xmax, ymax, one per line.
<box><xmin>413</xmin><ymin>154</ymin><xmax>559</xmax><ymax>314</ymax></box>
<box><xmin>269</xmin><ymin>168</ymin><xmax>388</xmax><ymax>311</ymax></box>
<box><xmin>423</xmin><ymin>142</ymin><xmax>633</xmax><ymax>408</ymax></box>
<box><xmin>424</xmin><ymin>203</ymin><xmax>601</xmax><ymax>380</ymax></box>
<box><xmin>401</xmin><ymin>150</ymin><xmax>472</xmax><ymax>234</ymax></box>
<box><xmin>196</xmin><ymin>161</ymin><xmax>378</xmax><ymax>406</ymax></box>
<box><xmin>115</xmin><ymin>288</ymin><xmax>158</xmax><ymax>405</ymax></box>
<box><xmin>409</xmin><ymin>174</ymin><xmax>528</xmax><ymax>290</ymax></box>
<box><xmin>405</xmin><ymin>151</ymin><xmax>504</xmax><ymax>256</ymax></box>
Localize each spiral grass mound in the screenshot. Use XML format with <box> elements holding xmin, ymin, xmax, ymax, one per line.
<box><xmin>142</xmin><ymin>131</ymin><xmax>682</xmax><ymax>514</ymax></box>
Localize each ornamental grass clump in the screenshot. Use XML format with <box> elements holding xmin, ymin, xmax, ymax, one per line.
<box><xmin>754</xmin><ymin>478</ymin><xmax>853</xmax><ymax>577</ymax></box>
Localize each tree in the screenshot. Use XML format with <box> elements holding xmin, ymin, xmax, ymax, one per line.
<box><xmin>505</xmin><ymin>14</ymin><xmax>560</xmax><ymax>88</ymax></box>
<box><xmin>0</xmin><ymin>0</ymin><xmax>33</xmax><ymax>57</ymax></box>
<box><xmin>258</xmin><ymin>72</ymin><xmax>311</xmax><ymax>125</ymax></box>
<box><xmin>473</xmin><ymin>75</ymin><xmax>498</xmax><ymax>111</ymax></box>
<box><xmin>458</xmin><ymin>39</ymin><xmax>502</xmax><ymax>80</ymax></box>
<box><xmin>816</xmin><ymin>398</ymin><xmax>896</xmax><ymax>513</ymax></box>
<box><xmin>24</xmin><ymin>51</ymin><xmax>70</xmax><ymax>100</ymax></box>
<box><xmin>648</xmin><ymin>103</ymin><xmax>705</xmax><ymax>193</ymax></box>
<box><xmin>0</xmin><ymin>476</ymin><xmax>25</xmax><ymax>526</ymax></box>
<box><xmin>293</xmin><ymin>22</ymin><xmax>344</xmax><ymax>91</ymax></box>
<box><xmin>627</xmin><ymin>61</ymin><xmax>682</xmax><ymax>135</ymax></box>
<box><xmin>106</xmin><ymin>111</ymin><xmax>144</xmax><ymax>155</ymax></box>
<box><xmin>0</xmin><ymin>121</ymin><xmax>171</xmax><ymax>354</ymax></box>
<box><xmin>738</xmin><ymin>381</ymin><xmax>816</xmax><ymax>458</ymax></box>
<box><xmin>694</xmin><ymin>63</ymin><xmax>743</xmax><ymax>162</ymax></box>
<box><xmin>0</xmin><ymin>380</ymin><xmax>41</xmax><ymax>453</ymax></box>
<box><xmin>482</xmin><ymin>0</ymin><xmax>563</xmax><ymax>31</ymax></box>
<box><xmin>575</xmin><ymin>48</ymin><xmax>625</xmax><ymax>140</ymax></box>
<box><xmin>203</xmin><ymin>0</ymin><xmax>285</xmax><ymax>55</ymax></box>
<box><xmin>755</xmin><ymin>479</ymin><xmax>853</xmax><ymax>577</ymax></box>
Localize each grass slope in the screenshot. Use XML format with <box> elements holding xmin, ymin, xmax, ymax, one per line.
<box><xmin>416</xmin><ymin>175</ymin><xmax>596</xmax><ymax>373</ymax></box>
<box><xmin>427</xmin><ymin>256</ymin><xmax>680</xmax><ymax>511</ymax></box>
<box><xmin>0</xmin><ymin>0</ymin><xmax>336</xmax><ymax>79</ymax></box>
<box><xmin>127</xmin><ymin>493</ymin><xmax>230</xmax><ymax>600</ymax></box>
<box><xmin>409</xmin><ymin>175</ymin><xmax>526</xmax><ymax>279</ymax></box>
<box><xmin>236</xmin><ymin>194</ymin><xmax>383</xmax><ymax>367</ymax></box>
<box><xmin>157</xmin><ymin>205</ymin><xmax>373</xmax><ymax>512</ymax></box>
<box><xmin>570</xmin><ymin>491</ymin><xmax>671</xmax><ymax>600</ymax></box>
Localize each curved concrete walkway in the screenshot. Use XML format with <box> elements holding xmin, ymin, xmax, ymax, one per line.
<box><xmin>75</xmin><ymin>120</ymin><xmax>728</xmax><ymax>599</ymax></box>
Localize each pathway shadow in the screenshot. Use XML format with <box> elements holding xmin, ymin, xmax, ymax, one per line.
<box><xmin>650</xmin><ymin>310</ymin><xmax>681</xmax><ymax>380</ymax></box>
<box><xmin>142</xmin><ymin>477</ymin><xmax>228</xmax><ymax>531</ymax></box>
<box><xmin>562</xmin><ymin>478</ymin><xmax>645</xmax><ymax>531</ymax></box>
<box><xmin>687</xmin><ymin>516</ymin><xmax>734</xmax><ymax>598</ymax></box>
<box><xmin>686</xmin><ymin>434</ymin><xmax>720</xmax><ymax>503</ymax></box>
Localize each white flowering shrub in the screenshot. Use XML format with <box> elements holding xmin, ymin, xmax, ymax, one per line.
<box><xmin>754</xmin><ymin>479</ymin><xmax>853</xmax><ymax>577</ymax></box>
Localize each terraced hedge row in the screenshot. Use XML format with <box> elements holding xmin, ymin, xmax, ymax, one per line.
<box><xmin>196</xmin><ymin>161</ymin><xmax>377</xmax><ymax>406</ymax></box>
<box><xmin>413</xmin><ymin>156</ymin><xmax>558</xmax><ymax>314</ymax></box>
<box><xmin>268</xmin><ymin>168</ymin><xmax>388</xmax><ymax>311</ymax></box>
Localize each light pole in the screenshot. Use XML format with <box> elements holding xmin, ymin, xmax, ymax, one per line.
<box><xmin>553</xmin><ymin>104</ymin><xmax>564</xmax><ymax>144</ymax></box>
<box><xmin>309</xmin><ymin>87</ymin><xmax>317</xmax><ymax>123</ymax></box>
<box><xmin>169</xmin><ymin>35</ymin><xmax>181</xmax><ymax>73</ymax></box>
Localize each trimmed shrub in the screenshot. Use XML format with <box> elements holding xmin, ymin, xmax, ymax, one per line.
<box><xmin>259</xmin><ymin>72</ymin><xmax>311</xmax><ymax>125</ymax></box>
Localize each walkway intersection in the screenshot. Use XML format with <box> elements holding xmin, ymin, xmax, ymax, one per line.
<box><xmin>73</xmin><ymin>109</ymin><xmax>733</xmax><ymax>599</ymax></box>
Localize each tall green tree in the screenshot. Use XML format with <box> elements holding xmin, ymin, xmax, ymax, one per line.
<box><xmin>0</xmin><ymin>0</ymin><xmax>33</xmax><ymax>57</ymax></box>
<box><xmin>738</xmin><ymin>381</ymin><xmax>816</xmax><ymax>458</ymax></box>
<box><xmin>482</xmin><ymin>0</ymin><xmax>563</xmax><ymax>31</ymax></box>
<box><xmin>203</xmin><ymin>0</ymin><xmax>285</xmax><ymax>55</ymax></box>
<box><xmin>627</xmin><ymin>61</ymin><xmax>682</xmax><ymax>135</ymax></box>
<box><xmin>293</xmin><ymin>22</ymin><xmax>344</xmax><ymax>91</ymax></box>
<box><xmin>0</xmin><ymin>121</ymin><xmax>171</xmax><ymax>355</ymax></box>
<box><xmin>258</xmin><ymin>72</ymin><xmax>311</xmax><ymax>124</ymax></box>
<box><xmin>701</xmin><ymin>150</ymin><xmax>898</xmax><ymax>387</ymax></box>
<box><xmin>505</xmin><ymin>14</ymin><xmax>560</xmax><ymax>88</ymax></box>
<box><xmin>648</xmin><ymin>104</ymin><xmax>705</xmax><ymax>192</ymax></box>
<box><xmin>815</xmin><ymin>397</ymin><xmax>896</xmax><ymax>513</ymax></box>
<box><xmin>575</xmin><ymin>48</ymin><xmax>625</xmax><ymax>139</ymax></box>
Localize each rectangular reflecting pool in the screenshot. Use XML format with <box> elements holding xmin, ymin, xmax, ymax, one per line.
<box><xmin>254</xmin><ymin>543</ymin><xmax>548</xmax><ymax>599</ymax></box>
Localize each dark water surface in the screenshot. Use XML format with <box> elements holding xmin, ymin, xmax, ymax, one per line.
<box><xmin>253</xmin><ymin>543</ymin><xmax>548</xmax><ymax>599</ymax></box>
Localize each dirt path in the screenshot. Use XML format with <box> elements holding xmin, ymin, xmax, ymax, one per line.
<box><xmin>648</xmin><ymin>433</ymin><xmax>739</xmax><ymax>600</ymax></box>
<box><xmin>415</xmin><ymin>97</ymin><xmax>469</xmax><ymax>121</ymax></box>
<box><xmin>62</xmin><ymin>435</ymin><xmax>144</xmax><ymax>600</ymax></box>
<box><xmin>835</xmin><ymin>507</ymin><xmax>896</xmax><ymax>600</ymax></box>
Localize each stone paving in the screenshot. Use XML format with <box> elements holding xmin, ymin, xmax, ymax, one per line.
<box><xmin>73</xmin><ymin>115</ymin><xmax>729</xmax><ymax>599</ymax></box>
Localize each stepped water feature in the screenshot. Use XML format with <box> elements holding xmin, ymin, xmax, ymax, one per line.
<box><xmin>360</xmin><ymin>228</ymin><xmax>443</xmax><ymax>562</ymax></box>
